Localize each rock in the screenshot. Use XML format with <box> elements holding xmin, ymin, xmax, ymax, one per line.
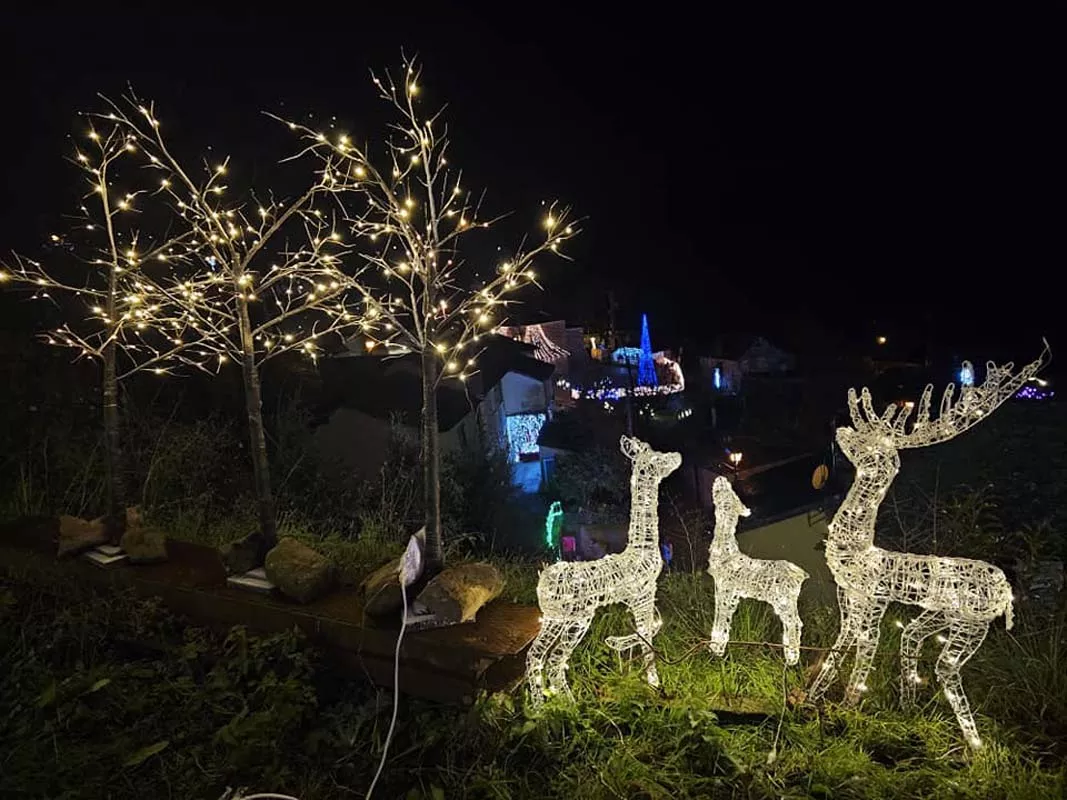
<box><xmin>220</xmin><ymin>531</ymin><xmax>270</xmax><ymax>575</ymax></box>
<box><xmin>57</xmin><ymin>515</ymin><xmax>109</xmax><ymax>558</ymax></box>
<box><xmin>265</xmin><ymin>537</ymin><xmax>335</xmax><ymax>603</ymax></box>
<box><xmin>415</xmin><ymin>562</ymin><xmax>504</xmax><ymax>624</ymax></box>
<box><xmin>361</xmin><ymin>529</ymin><xmax>425</xmax><ymax>617</ymax></box>
<box><xmin>120</xmin><ymin>522</ymin><xmax>168</xmax><ymax>564</ymax></box>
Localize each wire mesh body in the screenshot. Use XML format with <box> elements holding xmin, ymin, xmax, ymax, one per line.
<box><xmin>707</xmin><ymin>477</ymin><xmax>808</xmax><ymax>664</ymax></box>
<box><xmin>527</xmin><ymin>436</ymin><xmax>681</xmax><ymax>709</ymax></box>
<box><xmin>809</xmin><ymin>351</ymin><xmax>1048</xmax><ymax>749</ymax></box>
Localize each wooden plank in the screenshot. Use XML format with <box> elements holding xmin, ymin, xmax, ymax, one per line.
<box><xmin>0</xmin><ymin>518</ymin><xmax>543</xmax><ymax>705</ymax></box>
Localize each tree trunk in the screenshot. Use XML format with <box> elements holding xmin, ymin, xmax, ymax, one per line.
<box><xmin>237</xmin><ymin>296</ymin><xmax>277</xmax><ymax>548</ymax></box>
<box><xmin>101</xmin><ymin>338</ymin><xmax>126</xmax><ymax>542</ymax></box>
<box><xmin>422</xmin><ymin>347</ymin><xmax>443</xmax><ymax>572</ymax></box>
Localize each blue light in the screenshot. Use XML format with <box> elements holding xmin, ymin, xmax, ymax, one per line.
<box><xmin>638</xmin><ymin>313</ymin><xmax>658</xmax><ymax>387</ymax></box>
<box><xmin>959</xmin><ymin>363</ymin><xmax>974</xmax><ymax>387</ymax></box>
<box><xmin>713</xmin><ymin>365</ymin><xmax>722</xmax><ymax>390</ymax></box>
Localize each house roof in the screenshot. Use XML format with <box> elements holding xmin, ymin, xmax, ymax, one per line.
<box><xmin>318</xmin><ymin>334</ymin><xmax>552</xmax><ymax>433</ymax></box>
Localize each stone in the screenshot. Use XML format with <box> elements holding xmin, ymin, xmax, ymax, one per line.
<box><xmin>220</xmin><ymin>531</ymin><xmax>270</xmax><ymax>575</ymax></box>
<box><xmin>120</xmin><ymin>522</ymin><xmax>168</xmax><ymax>564</ymax></box>
<box><xmin>57</xmin><ymin>515</ymin><xmax>108</xmax><ymax>558</ymax></box>
<box><xmin>415</xmin><ymin>562</ymin><xmax>504</xmax><ymax>624</ymax></box>
<box><xmin>265</xmin><ymin>537</ymin><xmax>335</xmax><ymax>603</ymax></box>
<box><xmin>361</xmin><ymin>529</ymin><xmax>425</xmax><ymax>617</ymax></box>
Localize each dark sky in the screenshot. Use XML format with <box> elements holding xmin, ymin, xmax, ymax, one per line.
<box><xmin>2</xmin><ymin>9</ymin><xmax>1061</xmax><ymax>365</ymax></box>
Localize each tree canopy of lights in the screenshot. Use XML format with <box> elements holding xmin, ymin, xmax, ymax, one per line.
<box><xmin>0</xmin><ymin>113</ymin><xmax>223</xmax><ymax>533</ymax></box>
<box><xmin>527</xmin><ymin>437</ymin><xmax>680</xmax><ymax>709</ymax></box>
<box><xmin>288</xmin><ymin>57</ymin><xmax>579</xmax><ymax>571</ymax></box>
<box><xmin>33</xmin><ymin>93</ymin><xmax>374</xmax><ymax>550</ymax></box>
<box><xmin>808</xmin><ymin>346</ymin><xmax>1050</xmax><ymax>749</ymax></box>
<box><xmin>707</xmin><ymin>476</ymin><xmax>808</xmax><ymax>664</ymax></box>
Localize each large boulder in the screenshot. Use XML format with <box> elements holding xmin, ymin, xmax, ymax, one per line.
<box><xmin>415</xmin><ymin>562</ymin><xmax>504</xmax><ymax>624</ymax></box>
<box><xmin>120</xmin><ymin>508</ymin><xmax>168</xmax><ymax>564</ymax></box>
<box><xmin>265</xmin><ymin>537</ymin><xmax>335</xmax><ymax>603</ymax></box>
<box><xmin>57</xmin><ymin>515</ymin><xmax>108</xmax><ymax>558</ymax></box>
<box><xmin>220</xmin><ymin>531</ymin><xmax>271</xmax><ymax>575</ymax></box>
<box><xmin>361</xmin><ymin>529</ymin><xmax>425</xmax><ymax>617</ymax></box>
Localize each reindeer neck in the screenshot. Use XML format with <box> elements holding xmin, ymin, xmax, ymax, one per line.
<box><xmin>829</xmin><ymin>463</ymin><xmax>897</xmax><ymax>552</ymax></box>
<box><xmin>624</xmin><ymin>476</ymin><xmax>662</xmax><ymax>551</ymax></box>
<box><xmin>710</xmin><ymin>510</ymin><xmax>741</xmax><ymax>556</ymax></box>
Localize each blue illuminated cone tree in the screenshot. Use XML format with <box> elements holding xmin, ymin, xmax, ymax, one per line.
<box><xmin>638</xmin><ymin>313</ymin><xmax>657</xmax><ymax>387</ymax></box>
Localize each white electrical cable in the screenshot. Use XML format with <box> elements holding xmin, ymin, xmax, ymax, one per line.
<box><xmin>365</xmin><ymin>568</ymin><xmax>409</xmax><ymax>799</ymax></box>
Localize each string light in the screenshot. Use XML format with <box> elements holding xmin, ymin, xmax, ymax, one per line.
<box><xmin>807</xmin><ymin>348</ymin><xmax>1050</xmax><ymax>749</ymax></box>
<box><xmin>527</xmin><ymin>436</ymin><xmax>681</xmax><ymax>709</ymax></box>
<box><xmin>707</xmin><ymin>476</ymin><xmax>808</xmax><ymax>665</ymax></box>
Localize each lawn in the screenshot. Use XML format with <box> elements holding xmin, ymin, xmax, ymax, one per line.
<box><xmin>2</xmin><ymin>560</ymin><xmax>1064</xmax><ymax>799</ymax></box>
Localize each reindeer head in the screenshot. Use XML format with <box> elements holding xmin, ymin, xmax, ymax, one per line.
<box><xmin>836</xmin><ymin>343</ymin><xmax>1050</xmax><ymax>472</ymax></box>
<box><xmin>620</xmin><ymin>435</ymin><xmax>682</xmax><ymax>480</ymax></box>
<box><xmin>712</xmin><ymin>475</ymin><xmax>750</xmax><ymax>519</ymax></box>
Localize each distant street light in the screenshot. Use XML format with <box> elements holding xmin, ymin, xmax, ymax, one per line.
<box><xmin>876</xmin><ymin>336</ymin><xmax>887</xmax><ymax>345</ymax></box>
<box><xmin>728</xmin><ymin>451</ymin><xmax>743</xmax><ymax>468</ymax></box>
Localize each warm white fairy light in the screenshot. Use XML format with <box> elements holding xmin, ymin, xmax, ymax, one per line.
<box><xmin>707</xmin><ymin>476</ymin><xmax>808</xmax><ymax>664</ymax></box>
<box><xmin>527</xmin><ymin>436</ymin><xmax>681</xmax><ymax>709</ymax></box>
<box><xmin>808</xmin><ymin>346</ymin><xmax>1050</xmax><ymax>749</ymax></box>
<box><xmin>287</xmin><ymin>56</ymin><xmax>579</xmax><ymax>568</ymax></box>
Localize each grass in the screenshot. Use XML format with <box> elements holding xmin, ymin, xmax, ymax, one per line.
<box><xmin>2</xmin><ymin>560</ymin><xmax>1064</xmax><ymax>799</ymax></box>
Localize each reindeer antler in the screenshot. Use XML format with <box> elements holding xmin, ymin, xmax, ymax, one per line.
<box><xmin>846</xmin><ymin>341</ymin><xmax>1050</xmax><ymax>450</ymax></box>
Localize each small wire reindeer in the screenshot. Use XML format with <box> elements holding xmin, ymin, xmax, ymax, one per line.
<box><xmin>526</xmin><ymin>436</ymin><xmax>681</xmax><ymax>708</ymax></box>
<box><xmin>707</xmin><ymin>476</ymin><xmax>808</xmax><ymax>664</ymax></box>
<box><xmin>808</xmin><ymin>344</ymin><xmax>1049</xmax><ymax>748</ymax></box>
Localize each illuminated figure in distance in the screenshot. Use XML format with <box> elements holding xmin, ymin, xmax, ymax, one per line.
<box><xmin>707</xmin><ymin>476</ymin><xmax>808</xmax><ymax>664</ymax></box>
<box><xmin>808</xmin><ymin>346</ymin><xmax>1049</xmax><ymax>749</ymax></box>
<box><xmin>527</xmin><ymin>436</ymin><xmax>681</xmax><ymax>709</ymax></box>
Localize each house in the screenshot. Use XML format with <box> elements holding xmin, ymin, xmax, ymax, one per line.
<box><xmin>312</xmin><ymin>335</ymin><xmax>555</xmax><ymax>491</ymax></box>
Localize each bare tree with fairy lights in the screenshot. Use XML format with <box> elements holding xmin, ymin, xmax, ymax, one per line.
<box><xmin>4</xmin><ymin>95</ymin><xmax>374</xmax><ymax>550</ymax></box>
<box><xmin>288</xmin><ymin>57</ymin><xmax>579</xmax><ymax>571</ymax></box>
<box><xmin>1</xmin><ymin>114</ymin><xmax>209</xmax><ymax>536</ymax></box>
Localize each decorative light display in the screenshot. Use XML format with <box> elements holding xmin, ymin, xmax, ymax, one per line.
<box><xmin>499</xmin><ymin>323</ymin><xmax>569</xmax><ymax>363</ymax></box>
<box><xmin>1016</xmin><ymin>384</ymin><xmax>1054</xmax><ymax>400</ymax></box>
<box><xmin>959</xmin><ymin>363</ymin><xmax>974</xmax><ymax>387</ymax></box>
<box><xmin>527</xmin><ymin>436</ymin><xmax>681</xmax><ymax>708</ymax></box>
<box><xmin>707</xmin><ymin>477</ymin><xmax>808</xmax><ymax>664</ymax></box>
<box><xmin>808</xmin><ymin>348</ymin><xmax>1050</xmax><ymax>749</ymax></box>
<box><xmin>291</xmin><ymin>56</ymin><xmax>579</xmax><ymax>567</ymax></box>
<box><xmin>545</xmin><ymin>500</ymin><xmax>564</xmax><ymax>558</ymax></box>
<box><xmin>713</xmin><ymin>365</ymin><xmax>722</xmax><ymax>390</ymax></box>
<box><xmin>638</xmin><ymin>314</ymin><xmax>658</xmax><ymax>387</ymax></box>
<box><xmin>611</xmin><ymin>346</ymin><xmax>643</xmax><ymax>365</ymax></box>
<box><xmin>506</xmin><ymin>412</ymin><xmax>547</xmax><ymax>462</ymax></box>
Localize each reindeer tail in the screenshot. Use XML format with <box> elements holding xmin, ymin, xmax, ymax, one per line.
<box><xmin>1003</xmin><ymin>582</ymin><xmax>1015</xmax><ymax>631</ymax></box>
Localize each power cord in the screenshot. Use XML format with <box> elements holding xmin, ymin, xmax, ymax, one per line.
<box><xmin>366</xmin><ymin>535</ymin><xmax>419</xmax><ymax>799</ymax></box>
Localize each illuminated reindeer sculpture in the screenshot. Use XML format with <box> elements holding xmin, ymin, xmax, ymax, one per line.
<box><xmin>808</xmin><ymin>346</ymin><xmax>1049</xmax><ymax>748</ymax></box>
<box><xmin>527</xmin><ymin>436</ymin><xmax>681</xmax><ymax>709</ymax></box>
<box><xmin>707</xmin><ymin>476</ymin><xmax>808</xmax><ymax>664</ymax></box>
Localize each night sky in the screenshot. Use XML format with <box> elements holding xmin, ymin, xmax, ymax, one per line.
<box><xmin>2</xmin><ymin>9</ymin><xmax>1061</xmax><ymax>367</ymax></box>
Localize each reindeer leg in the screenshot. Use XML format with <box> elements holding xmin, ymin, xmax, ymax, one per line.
<box><xmin>809</xmin><ymin>586</ymin><xmax>859</xmax><ymax>701</ymax></box>
<box><xmin>843</xmin><ymin>599</ymin><xmax>888</xmax><ymax>705</ymax></box>
<box><xmin>776</xmin><ymin>592</ymin><xmax>804</xmax><ymax>666</ymax></box>
<box><xmin>526</xmin><ymin>616</ymin><xmax>566</xmax><ymax>709</ymax></box>
<box><xmin>899</xmin><ymin>609</ymin><xmax>948</xmax><ymax>708</ymax></box>
<box><xmin>708</xmin><ymin>585</ymin><xmax>740</xmax><ymax>658</ymax></box>
<box><xmin>545</xmin><ymin>615</ymin><xmax>593</xmax><ymax>702</ymax></box>
<box><xmin>631</xmin><ymin>595</ymin><xmax>663</xmax><ymax>688</ymax></box>
<box><xmin>936</xmin><ymin>618</ymin><xmax>990</xmax><ymax>749</ymax></box>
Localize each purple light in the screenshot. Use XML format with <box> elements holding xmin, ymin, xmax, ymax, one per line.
<box><xmin>1016</xmin><ymin>385</ymin><xmax>1054</xmax><ymax>401</ymax></box>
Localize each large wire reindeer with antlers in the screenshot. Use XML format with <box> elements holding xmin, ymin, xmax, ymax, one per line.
<box><xmin>527</xmin><ymin>436</ymin><xmax>681</xmax><ymax>709</ymax></box>
<box><xmin>707</xmin><ymin>476</ymin><xmax>808</xmax><ymax>664</ymax></box>
<box><xmin>808</xmin><ymin>344</ymin><xmax>1050</xmax><ymax>748</ymax></box>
